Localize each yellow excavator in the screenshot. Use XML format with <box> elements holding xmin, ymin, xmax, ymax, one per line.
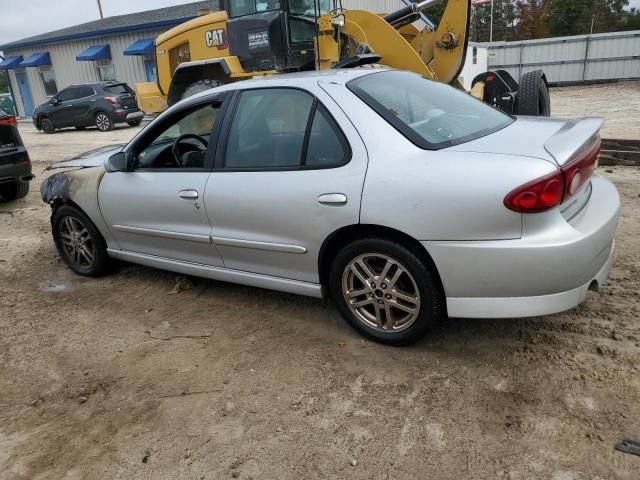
<box><xmin>136</xmin><ymin>0</ymin><xmax>550</xmax><ymax>116</ymax></box>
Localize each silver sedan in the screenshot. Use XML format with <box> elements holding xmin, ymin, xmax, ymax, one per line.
<box><xmin>41</xmin><ymin>69</ymin><xmax>620</xmax><ymax>345</ymax></box>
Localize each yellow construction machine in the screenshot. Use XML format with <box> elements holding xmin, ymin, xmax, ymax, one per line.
<box><xmin>136</xmin><ymin>0</ymin><xmax>550</xmax><ymax>116</ymax></box>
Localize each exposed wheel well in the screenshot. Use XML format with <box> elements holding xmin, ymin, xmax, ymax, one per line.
<box><xmin>318</xmin><ymin>224</ymin><xmax>445</xmax><ymax>298</ymax></box>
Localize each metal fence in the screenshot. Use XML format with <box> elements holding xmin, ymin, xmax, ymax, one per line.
<box><xmin>483</xmin><ymin>30</ymin><xmax>640</xmax><ymax>85</ymax></box>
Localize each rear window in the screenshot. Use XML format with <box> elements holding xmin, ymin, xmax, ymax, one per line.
<box><xmin>347</xmin><ymin>70</ymin><xmax>513</xmax><ymax>150</ymax></box>
<box><xmin>104</xmin><ymin>84</ymin><xmax>133</xmax><ymax>95</ymax></box>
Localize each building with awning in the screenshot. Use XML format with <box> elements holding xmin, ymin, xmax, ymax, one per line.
<box><xmin>0</xmin><ymin>1</ymin><xmax>221</xmax><ymax>117</ymax></box>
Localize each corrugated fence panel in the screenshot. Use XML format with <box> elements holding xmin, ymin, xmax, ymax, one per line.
<box><xmin>486</xmin><ymin>30</ymin><xmax>640</xmax><ymax>84</ymax></box>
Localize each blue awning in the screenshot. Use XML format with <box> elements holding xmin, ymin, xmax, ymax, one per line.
<box><xmin>0</xmin><ymin>55</ymin><xmax>23</xmax><ymax>69</ymax></box>
<box><xmin>19</xmin><ymin>52</ymin><xmax>51</xmax><ymax>67</ymax></box>
<box><xmin>123</xmin><ymin>38</ymin><xmax>155</xmax><ymax>56</ymax></box>
<box><xmin>76</xmin><ymin>45</ymin><xmax>111</xmax><ymax>61</ymax></box>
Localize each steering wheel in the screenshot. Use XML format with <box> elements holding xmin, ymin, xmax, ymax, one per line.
<box><xmin>172</xmin><ymin>134</ymin><xmax>208</xmax><ymax>167</ymax></box>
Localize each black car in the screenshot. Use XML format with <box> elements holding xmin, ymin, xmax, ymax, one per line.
<box><xmin>0</xmin><ymin>108</ymin><xmax>32</xmax><ymax>201</ymax></box>
<box><xmin>33</xmin><ymin>82</ymin><xmax>144</xmax><ymax>134</ymax></box>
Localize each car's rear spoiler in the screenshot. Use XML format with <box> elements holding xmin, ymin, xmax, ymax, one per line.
<box><xmin>544</xmin><ymin>116</ymin><xmax>604</xmax><ymax>166</ymax></box>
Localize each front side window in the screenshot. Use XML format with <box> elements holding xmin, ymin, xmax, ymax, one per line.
<box><xmin>56</xmin><ymin>88</ymin><xmax>78</xmax><ymax>102</ymax></box>
<box><xmin>348</xmin><ymin>70</ymin><xmax>513</xmax><ymax>150</ymax></box>
<box><xmin>96</xmin><ymin>64</ymin><xmax>116</xmax><ymax>81</ymax></box>
<box><xmin>169</xmin><ymin>43</ymin><xmax>191</xmax><ymax>76</ymax></box>
<box><xmin>39</xmin><ymin>68</ymin><xmax>58</xmax><ymax>96</ymax></box>
<box><xmin>228</xmin><ymin>0</ymin><xmax>281</xmax><ymax>17</ymax></box>
<box><xmin>134</xmin><ymin>101</ymin><xmax>221</xmax><ymax>169</ymax></box>
<box><xmin>224</xmin><ymin>88</ymin><xmax>349</xmax><ymax>169</ymax></box>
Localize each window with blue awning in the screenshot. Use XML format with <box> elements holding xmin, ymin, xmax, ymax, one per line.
<box><xmin>76</xmin><ymin>45</ymin><xmax>111</xmax><ymax>61</ymax></box>
<box><xmin>0</xmin><ymin>56</ymin><xmax>23</xmax><ymax>70</ymax></box>
<box><xmin>20</xmin><ymin>52</ymin><xmax>51</xmax><ymax>67</ymax></box>
<box><xmin>123</xmin><ymin>38</ymin><xmax>155</xmax><ymax>56</ymax></box>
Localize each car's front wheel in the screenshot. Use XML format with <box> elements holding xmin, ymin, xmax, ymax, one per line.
<box><xmin>40</xmin><ymin>117</ymin><xmax>55</xmax><ymax>134</ymax></box>
<box><xmin>329</xmin><ymin>238</ymin><xmax>445</xmax><ymax>345</ymax></box>
<box><xmin>52</xmin><ymin>205</ymin><xmax>111</xmax><ymax>276</ymax></box>
<box><xmin>95</xmin><ymin>112</ymin><xmax>114</xmax><ymax>132</ymax></box>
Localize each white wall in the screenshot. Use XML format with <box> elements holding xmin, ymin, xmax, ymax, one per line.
<box><xmin>459</xmin><ymin>44</ymin><xmax>488</xmax><ymax>90</ymax></box>
<box><xmin>6</xmin><ymin>29</ymin><xmax>165</xmax><ymax>117</ymax></box>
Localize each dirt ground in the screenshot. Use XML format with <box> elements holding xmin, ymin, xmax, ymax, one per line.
<box><xmin>1</xmin><ymin>120</ymin><xmax>639</xmax><ymax>480</ymax></box>
<box><xmin>550</xmin><ymin>81</ymin><xmax>640</xmax><ymax>140</ymax></box>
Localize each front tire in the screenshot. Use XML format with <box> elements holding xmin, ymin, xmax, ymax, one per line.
<box><xmin>95</xmin><ymin>112</ymin><xmax>114</xmax><ymax>132</ymax></box>
<box><xmin>329</xmin><ymin>238</ymin><xmax>445</xmax><ymax>346</ymax></box>
<box><xmin>40</xmin><ymin>117</ymin><xmax>55</xmax><ymax>134</ymax></box>
<box><xmin>52</xmin><ymin>205</ymin><xmax>111</xmax><ymax>276</ymax></box>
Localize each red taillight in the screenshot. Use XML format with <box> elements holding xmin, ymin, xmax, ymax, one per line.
<box><xmin>504</xmin><ymin>170</ymin><xmax>565</xmax><ymax>213</ymax></box>
<box><xmin>0</xmin><ymin>115</ymin><xmax>17</xmax><ymax>126</ymax></box>
<box><xmin>504</xmin><ymin>136</ymin><xmax>600</xmax><ymax>213</ymax></box>
<box><xmin>104</xmin><ymin>96</ymin><xmax>118</xmax><ymax>105</ymax></box>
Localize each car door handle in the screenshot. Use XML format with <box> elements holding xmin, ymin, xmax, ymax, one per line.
<box><xmin>178</xmin><ymin>189</ymin><xmax>199</xmax><ymax>200</ymax></box>
<box><xmin>318</xmin><ymin>193</ymin><xmax>347</xmax><ymax>206</ymax></box>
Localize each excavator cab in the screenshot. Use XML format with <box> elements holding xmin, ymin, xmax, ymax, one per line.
<box><xmin>224</xmin><ymin>0</ymin><xmax>330</xmax><ymax>72</ymax></box>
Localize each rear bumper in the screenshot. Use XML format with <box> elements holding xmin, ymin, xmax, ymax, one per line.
<box><xmin>422</xmin><ymin>175</ymin><xmax>620</xmax><ymax>318</ymax></box>
<box><xmin>113</xmin><ymin>110</ymin><xmax>143</xmax><ymax>122</ymax></box>
<box><xmin>446</xmin><ymin>240</ymin><xmax>614</xmax><ymax>318</ymax></box>
<box><xmin>0</xmin><ymin>162</ymin><xmax>32</xmax><ymax>184</ymax></box>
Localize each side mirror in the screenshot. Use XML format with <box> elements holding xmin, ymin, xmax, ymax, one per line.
<box><xmin>105</xmin><ymin>151</ymin><xmax>130</xmax><ymax>172</ymax></box>
<box><xmin>51</xmin><ymin>98</ymin><xmax>59</xmax><ymax>106</ymax></box>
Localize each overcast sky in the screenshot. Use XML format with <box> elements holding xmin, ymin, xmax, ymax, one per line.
<box><xmin>1</xmin><ymin>0</ymin><xmax>639</xmax><ymax>47</ymax></box>
<box><xmin>0</xmin><ymin>0</ymin><xmax>198</xmax><ymax>46</ymax></box>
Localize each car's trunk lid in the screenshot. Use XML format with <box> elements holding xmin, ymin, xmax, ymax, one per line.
<box><xmin>105</xmin><ymin>84</ymin><xmax>138</xmax><ymax>110</ymax></box>
<box><xmin>449</xmin><ymin>116</ymin><xmax>604</xmax><ymax>220</ymax></box>
<box><xmin>447</xmin><ymin>116</ymin><xmax>604</xmax><ymax>167</ymax></box>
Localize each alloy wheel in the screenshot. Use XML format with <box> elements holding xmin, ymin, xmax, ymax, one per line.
<box><xmin>58</xmin><ymin>216</ymin><xmax>95</xmax><ymax>268</ymax></box>
<box><xmin>342</xmin><ymin>253</ymin><xmax>421</xmax><ymax>332</ymax></box>
<box><xmin>96</xmin><ymin>113</ymin><xmax>111</xmax><ymax>131</ymax></box>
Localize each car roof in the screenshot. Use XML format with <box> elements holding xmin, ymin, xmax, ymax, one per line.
<box><xmin>67</xmin><ymin>81</ymin><xmax>127</xmax><ymax>89</ymax></box>
<box><xmin>183</xmin><ymin>67</ymin><xmax>391</xmax><ymax>105</ymax></box>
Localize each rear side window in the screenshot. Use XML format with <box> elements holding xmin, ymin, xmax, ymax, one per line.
<box><xmin>104</xmin><ymin>84</ymin><xmax>132</xmax><ymax>95</ymax></box>
<box><xmin>224</xmin><ymin>88</ymin><xmax>350</xmax><ymax>169</ymax></box>
<box><xmin>348</xmin><ymin>70</ymin><xmax>513</xmax><ymax>150</ymax></box>
<box><xmin>77</xmin><ymin>87</ymin><xmax>95</xmax><ymax>98</ymax></box>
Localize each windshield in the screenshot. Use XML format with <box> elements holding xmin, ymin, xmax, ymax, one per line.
<box><xmin>347</xmin><ymin>70</ymin><xmax>514</xmax><ymax>150</ymax></box>
<box><xmin>228</xmin><ymin>0</ymin><xmax>281</xmax><ymax>17</ymax></box>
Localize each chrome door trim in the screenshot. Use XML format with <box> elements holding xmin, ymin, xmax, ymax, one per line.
<box><xmin>107</xmin><ymin>249</ymin><xmax>323</xmax><ymax>298</ymax></box>
<box><xmin>113</xmin><ymin>224</ymin><xmax>211</xmax><ymax>244</ymax></box>
<box><xmin>212</xmin><ymin>236</ymin><xmax>307</xmax><ymax>254</ymax></box>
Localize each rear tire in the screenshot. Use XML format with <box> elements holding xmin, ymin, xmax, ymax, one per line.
<box><xmin>40</xmin><ymin>117</ymin><xmax>55</xmax><ymax>134</ymax></box>
<box><xmin>0</xmin><ymin>181</ymin><xmax>29</xmax><ymax>201</ymax></box>
<box><xmin>52</xmin><ymin>205</ymin><xmax>111</xmax><ymax>276</ymax></box>
<box><xmin>517</xmin><ymin>70</ymin><xmax>551</xmax><ymax>116</ymax></box>
<box><xmin>95</xmin><ymin>112</ymin><xmax>114</xmax><ymax>132</ymax></box>
<box><xmin>329</xmin><ymin>238</ymin><xmax>445</xmax><ymax>346</ymax></box>
<box><xmin>127</xmin><ymin>118</ymin><xmax>142</xmax><ymax>127</ymax></box>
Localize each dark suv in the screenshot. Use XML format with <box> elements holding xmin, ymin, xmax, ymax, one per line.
<box><xmin>33</xmin><ymin>82</ymin><xmax>144</xmax><ymax>134</ymax></box>
<box><xmin>0</xmin><ymin>108</ymin><xmax>32</xmax><ymax>201</ymax></box>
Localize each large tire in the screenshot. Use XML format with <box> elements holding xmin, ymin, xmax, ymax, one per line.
<box><xmin>329</xmin><ymin>238</ymin><xmax>445</xmax><ymax>346</ymax></box>
<box><xmin>95</xmin><ymin>111</ymin><xmax>114</xmax><ymax>132</ymax></box>
<box><xmin>517</xmin><ymin>70</ymin><xmax>551</xmax><ymax>116</ymax></box>
<box><xmin>180</xmin><ymin>80</ymin><xmax>224</xmax><ymax>102</ymax></box>
<box><xmin>40</xmin><ymin>117</ymin><xmax>55</xmax><ymax>134</ymax></box>
<box><xmin>0</xmin><ymin>181</ymin><xmax>29</xmax><ymax>201</ymax></box>
<box><xmin>127</xmin><ymin>118</ymin><xmax>143</xmax><ymax>127</ymax></box>
<box><xmin>52</xmin><ymin>204</ymin><xmax>111</xmax><ymax>277</ymax></box>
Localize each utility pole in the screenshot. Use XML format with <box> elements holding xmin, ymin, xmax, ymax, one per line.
<box><xmin>96</xmin><ymin>0</ymin><xmax>104</xmax><ymax>19</ymax></box>
<box><xmin>489</xmin><ymin>0</ymin><xmax>494</xmax><ymax>43</ymax></box>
